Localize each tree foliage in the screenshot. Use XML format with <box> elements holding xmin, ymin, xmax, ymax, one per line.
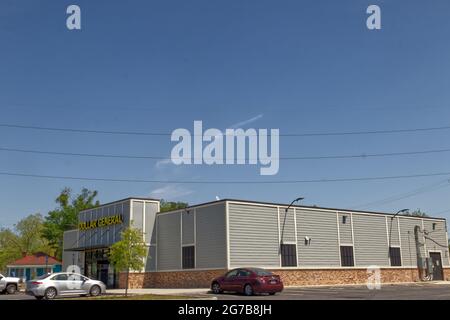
<box><xmin>402</xmin><ymin>209</ymin><xmax>429</xmax><ymax>217</ymax></box>
<box><xmin>0</xmin><ymin>214</ymin><xmax>52</xmax><ymax>272</ymax></box>
<box><xmin>159</xmin><ymin>199</ymin><xmax>188</xmax><ymax>212</ymax></box>
<box><xmin>109</xmin><ymin>227</ymin><xmax>147</xmax><ymax>296</ymax></box>
<box><xmin>42</xmin><ymin>188</ymin><xmax>99</xmax><ymax>259</ymax></box>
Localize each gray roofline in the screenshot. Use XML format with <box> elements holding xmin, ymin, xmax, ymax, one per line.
<box><xmin>79</xmin><ymin>197</ymin><xmax>160</xmax><ymax>214</ymax></box>
<box><xmin>156</xmin><ymin>199</ymin><xmax>228</xmax><ymax>215</ymax></box>
<box><xmin>225</xmin><ymin>198</ymin><xmax>446</xmax><ymax>221</ymax></box>
<box><xmin>157</xmin><ymin>198</ymin><xmax>446</xmax><ymax>221</ymax></box>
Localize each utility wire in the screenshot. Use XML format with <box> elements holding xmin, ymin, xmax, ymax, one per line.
<box><xmin>351</xmin><ymin>179</ymin><xmax>450</xmax><ymax>209</ymax></box>
<box><xmin>2</xmin><ymin>170</ymin><xmax>450</xmax><ymax>184</ymax></box>
<box><xmin>2</xmin><ymin>146</ymin><xmax>450</xmax><ymax>161</ymax></box>
<box><xmin>1</xmin><ymin>122</ymin><xmax>450</xmax><ymax>137</ymax></box>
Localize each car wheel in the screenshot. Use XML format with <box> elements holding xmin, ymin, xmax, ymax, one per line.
<box><xmin>44</xmin><ymin>287</ymin><xmax>57</xmax><ymax>300</ymax></box>
<box><xmin>244</xmin><ymin>284</ymin><xmax>254</xmax><ymax>296</ymax></box>
<box><xmin>211</xmin><ymin>282</ymin><xmax>222</xmax><ymax>294</ymax></box>
<box><xmin>269</xmin><ymin>292</ymin><xmax>276</xmax><ymax>295</ymax></box>
<box><xmin>90</xmin><ymin>285</ymin><xmax>101</xmax><ymax>297</ymax></box>
<box><xmin>6</xmin><ymin>284</ymin><xmax>17</xmax><ymax>294</ymax></box>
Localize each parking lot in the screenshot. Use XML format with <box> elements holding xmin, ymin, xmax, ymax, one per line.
<box><xmin>2</xmin><ymin>282</ymin><xmax>450</xmax><ymax>300</ymax></box>
<box><xmin>213</xmin><ymin>282</ymin><xmax>450</xmax><ymax>300</ymax></box>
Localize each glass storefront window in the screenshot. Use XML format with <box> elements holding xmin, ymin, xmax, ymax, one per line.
<box><xmin>84</xmin><ymin>248</ymin><xmax>117</xmax><ymax>288</ymax></box>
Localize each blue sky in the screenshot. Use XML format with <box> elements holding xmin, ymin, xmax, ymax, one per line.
<box><xmin>1</xmin><ymin>0</ymin><xmax>450</xmax><ymax>228</ymax></box>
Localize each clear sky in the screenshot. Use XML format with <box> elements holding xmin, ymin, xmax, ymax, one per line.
<box><xmin>1</xmin><ymin>0</ymin><xmax>450</xmax><ymax>228</ymax></box>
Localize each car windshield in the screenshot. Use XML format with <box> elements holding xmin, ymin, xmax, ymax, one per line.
<box><xmin>250</xmin><ymin>268</ymin><xmax>273</xmax><ymax>276</ymax></box>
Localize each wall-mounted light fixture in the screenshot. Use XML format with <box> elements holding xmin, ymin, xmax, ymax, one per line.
<box><xmin>304</xmin><ymin>236</ymin><xmax>311</xmax><ymax>246</ymax></box>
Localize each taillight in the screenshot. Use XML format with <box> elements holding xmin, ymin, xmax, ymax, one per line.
<box><xmin>258</xmin><ymin>277</ymin><xmax>266</xmax><ymax>284</ymax></box>
<box><xmin>31</xmin><ymin>281</ymin><xmax>43</xmax><ymax>285</ymax></box>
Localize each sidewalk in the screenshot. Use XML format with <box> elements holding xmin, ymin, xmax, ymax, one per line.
<box><xmin>106</xmin><ymin>288</ymin><xmax>210</xmax><ymax>296</ymax></box>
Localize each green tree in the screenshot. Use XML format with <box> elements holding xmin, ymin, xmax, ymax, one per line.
<box><xmin>160</xmin><ymin>199</ymin><xmax>188</xmax><ymax>212</ymax></box>
<box><xmin>0</xmin><ymin>214</ymin><xmax>52</xmax><ymax>272</ymax></box>
<box><xmin>42</xmin><ymin>188</ymin><xmax>99</xmax><ymax>259</ymax></box>
<box><xmin>109</xmin><ymin>227</ymin><xmax>147</xmax><ymax>296</ymax></box>
<box><xmin>402</xmin><ymin>209</ymin><xmax>429</xmax><ymax>217</ymax></box>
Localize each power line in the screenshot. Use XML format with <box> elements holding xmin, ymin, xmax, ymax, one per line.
<box><xmin>1</xmin><ymin>122</ymin><xmax>450</xmax><ymax>137</ymax></box>
<box><xmin>2</xmin><ymin>146</ymin><xmax>450</xmax><ymax>161</ymax></box>
<box><xmin>2</xmin><ymin>170</ymin><xmax>450</xmax><ymax>184</ymax></box>
<box><xmin>0</xmin><ymin>147</ymin><xmax>165</xmax><ymax>160</ymax></box>
<box><xmin>351</xmin><ymin>179</ymin><xmax>450</xmax><ymax>210</ymax></box>
<box><xmin>431</xmin><ymin>208</ymin><xmax>450</xmax><ymax>216</ymax></box>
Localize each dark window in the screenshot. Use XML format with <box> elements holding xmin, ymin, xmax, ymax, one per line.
<box><xmin>281</xmin><ymin>244</ymin><xmax>297</xmax><ymax>267</ymax></box>
<box><xmin>342</xmin><ymin>216</ymin><xmax>347</xmax><ymax>224</ymax></box>
<box><xmin>249</xmin><ymin>268</ymin><xmax>273</xmax><ymax>276</ymax></box>
<box><xmin>182</xmin><ymin>246</ymin><xmax>195</xmax><ymax>269</ymax></box>
<box><xmin>340</xmin><ymin>246</ymin><xmax>354</xmax><ymax>267</ymax></box>
<box><xmin>389</xmin><ymin>247</ymin><xmax>402</xmax><ymax>266</ymax></box>
<box><xmin>37</xmin><ymin>273</ymin><xmax>51</xmax><ymax>280</ymax></box>
<box><xmin>432</xmin><ymin>223</ymin><xmax>436</xmax><ymax>231</ymax></box>
<box><xmin>225</xmin><ymin>270</ymin><xmax>238</xmax><ymax>278</ymax></box>
<box><xmin>237</xmin><ymin>269</ymin><xmax>251</xmax><ymax>277</ymax></box>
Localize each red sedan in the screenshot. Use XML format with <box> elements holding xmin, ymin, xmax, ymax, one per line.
<box><xmin>211</xmin><ymin>268</ymin><xmax>283</xmax><ymax>296</ymax></box>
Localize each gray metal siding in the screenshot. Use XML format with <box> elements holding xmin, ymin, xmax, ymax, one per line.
<box><xmin>297</xmin><ymin>209</ymin><xmax>340</xmax><ymax>267</ymax></box>
<box><xmin>399</xmin><ymin>218</ymin><xmax>423</xmax><ymax>267</ymax></box>
<box><xmin>145</xmin><ymin>246</ymin><xmax>157</xmax><ymax>271</ymax></box>
<box><xmin>145</xmin><ymin>202</ymin><xmax>158</xmax><ymax>245</ymax></box>
<box><xmin>387</xmin><ymin>217</ymin><xmax>400</xmax><ymax>247</ymax></box>
<box><xmin>182</xmin><ymin>211</ymin><xmax>195</xmax><ymax>245</ymax></box>
<box><xmin>78</xmin><ymin>211</ymin><xmax>86</xmax><ymax>249</ymax></box>
<box><xmin>195</xmin><ymin>203</ymin><xmax>227</xmax><ymax>269</ymax></box>
<box><xmin>338</xmin><ymin>212</ymin><xmax>353</xmax><ymax>245</ymax></box>
<box><xmin>131</xmin><ymin>201</ymin><xmax>144</xmax><ymax>231</ymax></box>
<box><xmin>119</xmin><ymin>201</ymin><xmax>130</xmax><ymax>241</ymax></box>
<box><xmin>62</xmin><ymin>230</ymin><xmax>85</xmax><ymax>273</ymax></box>
<box><xmin>279</xmin><ymin>208</ymin><xmax>295</xmax><ymax>243</ymax></box>
<box><xmin>157</xmin><ymin>213</ymin><xmax>181</xmax><ymax>270</ymax></box>
<box><xmin>150</xmin><ymin>222</ymin><xmax>157</xmax><ymax>245</ymax></box>
<box><xmin>423</xmin><ymin>220</ymin><xmax>449</xmax><ymax>266</ymax></box>
<box><xmin>352</xmin><ymin>214</ymin><xmax>389</xmax><ymax>266</ymax></box>
<box><xmin>228</xmin><ymin>203</ymin><xmax>280</xmax><ymax>268</ymax></box>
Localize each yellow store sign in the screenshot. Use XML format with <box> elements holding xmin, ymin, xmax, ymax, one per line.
<box><xmin>78</xmin><ymin>214</ymin><xmax>123</xmax><ymax>231</ymax></box>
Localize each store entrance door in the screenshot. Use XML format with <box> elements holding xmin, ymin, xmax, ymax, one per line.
<box><xmin>97</xmin><ymin>261</ymin><xmax>109</xmax><ymax>285</ymax></box>
<box><xmin>429</xmin><ymin>252</ymin><xmax>444</xmax><ymax>281</ymax></box>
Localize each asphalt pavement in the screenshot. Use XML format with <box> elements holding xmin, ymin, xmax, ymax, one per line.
<box><xmin>2</xmin><ymin>282</ymin><xmax>450</xmax><ymax>300</ymax></box>
<box><xmin>212</xmin><ymin>282</ymin><xmax>450</xmax><ymax>300</ymax></box>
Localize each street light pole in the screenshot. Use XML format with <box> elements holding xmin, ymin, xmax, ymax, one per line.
<box><xmin>388</xmin><ymin>209</ymin><xmax>409</xmax><ymax>259</ymax></box>
<box><xmin>280</xmin><ymin>197</ymin><xmax>304</xmax><ymax>253</ymax></box>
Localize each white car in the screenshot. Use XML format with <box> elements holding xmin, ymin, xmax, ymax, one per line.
<box><xmin>0</xmin><ymin>273</ymin><xmax>20</xmax><ymax>294</ymax></box>
<box><xmin>26</xmin><ymin>272</ymin><xmax>107</xmax><ymax>300</ymax></box>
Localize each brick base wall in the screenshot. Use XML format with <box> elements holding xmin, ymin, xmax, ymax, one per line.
<box><xmin>119</xmin><ymin>269</ymin><xmax>226</xmax><ymax>289</ymax></box>
<box><xmin>272</xmin><ymin>268</ymin><xmax>421</xmax><ymax>286</ymax></box>
<box><xmin>119</xmin><ymin>267</ymin><xmax>450</xmax><ymax>289</ymax></box>
<box><xmin>443</xmin><ymin>268</ymin><xmax>450</xmax><ymax>281</ymax></box>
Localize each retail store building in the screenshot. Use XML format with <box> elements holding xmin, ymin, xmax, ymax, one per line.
<box><xmin>63</xmin><ymin>197</ymin><xmax>450</xmax><ymax>288</ymax></box>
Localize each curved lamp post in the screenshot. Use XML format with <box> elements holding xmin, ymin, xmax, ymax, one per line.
<box><xmin>279</xmin><ymin>197</ymin><xmax>304</xmax><ymax>253</ymax></box>
<box><xmin>388</xmin><ymin>208</ymin><xmax>409</xmax><ymax>259</ymax></box>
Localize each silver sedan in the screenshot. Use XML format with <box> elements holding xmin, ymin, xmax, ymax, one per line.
<box><xmin>26</xmin><ymin>272</ymin><xmax>106</xmax><ymax>300</ymax></box>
